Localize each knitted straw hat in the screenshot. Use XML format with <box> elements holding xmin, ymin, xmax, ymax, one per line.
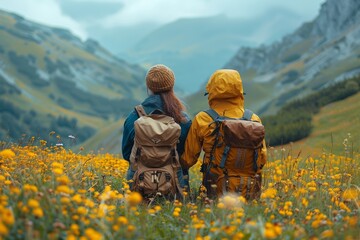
<box><xmin>146</xmin><ymin>64</ymin><xmax>175</xmax><ymax>93</ymax></box>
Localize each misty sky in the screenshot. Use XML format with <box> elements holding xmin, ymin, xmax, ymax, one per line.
<box><xmin>0</xmin><ymin>0</ymin><xmax>325</xmax><ymax>54</ymax></box>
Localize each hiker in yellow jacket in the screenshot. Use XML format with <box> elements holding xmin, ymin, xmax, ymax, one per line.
<box><xmin>180</xmin><ymin>69</ymin><xmax>267</xmax><ymax>200</ymax></box>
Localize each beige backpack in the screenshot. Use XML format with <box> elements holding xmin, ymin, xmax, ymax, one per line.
<box><xmin>129</xmin><ymin>105</ymin><xmax>183</xmax><ymax>200</ymax></box>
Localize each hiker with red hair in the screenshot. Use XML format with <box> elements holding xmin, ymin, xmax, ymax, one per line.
<box><xmin>122</xmin><ymin>64</ymin><xmax>191</xmax><ymax>200</ymax></box>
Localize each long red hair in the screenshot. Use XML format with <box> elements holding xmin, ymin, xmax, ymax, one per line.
<box><xmin>159</xmin><ymin>90</ymin><xmax>187</xmax><ymax>123</ymax></box>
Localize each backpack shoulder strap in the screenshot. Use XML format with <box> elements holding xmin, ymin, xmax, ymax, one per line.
<box><xmin>243</xmin><ymin>109</ymin><xmax>253</xmax><ymax>120</ymax></box>
<box><xmin>203</xmin><ymin>109</ymin><xmax>220</xmax><ymax>121</ymax></box>
<box><xmin>135</xmin><ymin>105</ymin><xmax>147</xmax><ymax>117</ymax></box>
<box><xmin>205</xmin><ymin>108</ymin><xmax>254</xmax><ymax>121</ymax></box>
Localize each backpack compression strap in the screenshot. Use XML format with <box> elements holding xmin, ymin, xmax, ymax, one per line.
<box><xmin>204</xmin><ymin>108</ymin><xmax>253</xmax><ymax>121</ymax></box>
<box><xmin>135</xmin><ymin>105</ymin><xmax>147</xmax><ymax>117</ymax></box>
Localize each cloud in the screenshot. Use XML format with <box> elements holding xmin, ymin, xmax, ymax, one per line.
<box><xmin>0</xmin><ymin>0</ymin><xmax>88</xmax><ymax>39</ymax></box>
<box><xmin>102</xmin><ymin>0</ymin><xmax>325</xmax><ymax>27</ymax></box>
<box><xmin>102</xmin><ymin>0</ymin><xmax>219</xmax><ymax>28</ymax></box>
<box><xmin>0</xmin><ymin>0</ymin><xmax>325</xmax><ymax>46</ymax></box>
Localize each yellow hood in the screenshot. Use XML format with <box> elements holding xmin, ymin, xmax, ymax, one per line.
<box><xmin>206</xmin><ymin>69</ymin><xmax>244</xmax><ymax>110</ymax></box>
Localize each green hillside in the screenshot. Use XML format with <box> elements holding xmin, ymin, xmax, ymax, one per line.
<box><xmin>0</xmin><ymin>10</ymin><xmax>146</xmax><ymax>146</ymax></box>
<box><xmin>281</xmin><ymin>92</ymin><xmax>360</xmax><ymax>156</ymax></box>
<box><xmin>80</xmin><ymin>119</ymin><xmax>124</xmax><ymax>154</ymax></box>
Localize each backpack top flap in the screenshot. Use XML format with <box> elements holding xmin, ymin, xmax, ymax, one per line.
<box><xmin>223</xmin><ymin>119</ymin><xmax>265</xmax><ymax>149</ymax></box>
<box><xmin>204</xmin><ymin>108</ymin><xmax>265</xmax><ymax>150</ymax></box>
<box><xmin>134</xmin><ymin>114</ymin><xmax>181</xmax><ymax>147</ymax></box>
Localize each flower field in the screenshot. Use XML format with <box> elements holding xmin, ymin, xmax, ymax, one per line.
<box><xmin>0</xmin><ymin>141</ymin><xmax>359</xmax><ymax>240</ymax></box>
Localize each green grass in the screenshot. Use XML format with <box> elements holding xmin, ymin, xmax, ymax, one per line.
<box><xmin>81</xmin><ymin>118</ymin><xmax>125</xmax><ymax>154</ymax></box>
<box><xmin>282</xmin><ymin>92</ymin><xmax>360</xmax><ymax>156</ymax></box>
<box><xmin>309</xmin><ymin>58</ymin><xmax>360</xmax><ymax>90</ymax></box>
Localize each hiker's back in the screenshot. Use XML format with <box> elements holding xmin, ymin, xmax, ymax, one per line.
<box><xmin>197</xmin><ymin>107</ymin><xmax>266</xmax><ymax>199</ymax></box>
<box><xmin>129</xmin><ymin>105</ymin><xmax>183</xmax><ymax>201</ymax></box>
<box><xmin>180</xmin><ymin>69</ymin><xmax>267</xmax><ymax>201</ymax></box>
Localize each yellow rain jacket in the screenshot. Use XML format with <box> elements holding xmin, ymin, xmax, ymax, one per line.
<box><xmin>181</xmin><ymin>69</ymin><xmax>267</xmax><ymax>198</ymax></box>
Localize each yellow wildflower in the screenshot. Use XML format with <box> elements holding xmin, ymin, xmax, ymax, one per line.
<box><xmin>52</xmin><ymin>168</ymin><xmax>63</xmax><ymax>175</ymax></box>
<box><xmin>148</xmin><ymin>208</ymin><xmax>156</xmax><ymax>215</ymax></box>
<box><xmin>60</xmin><ymin>197</ymin><xmax>71</xmax><ymax>205</ymax></box>
<box><xmin>117</xmin><ymin>216</ymin><xmax>128</xmax><ymax>225</ymax></box>
<box><xmin>28</xmin><ymin>199</ymin><xmax>40</xmax><ymax>208</ymax></box>
<box><xmin>264</xmin><ymin>222</ymin><xmax>282</xmax><ymax>239</ymax></box>
<box><xmin>302</xmin><ymin>198</ymin><xmax>309</xmax><ymax>208</ymax></box>
<box><xmin>320</xmin><ymin>229</ymin><xmax>334</xmax><ymax>239</ymax></box>
<box><xmin>33</xmin><ymin>207</ymin><xmax>44</xmax><ymax>218</ymax></box>
<box><xmin>342</xmin><ymin>188</ymin><xmax>359</xmax><ymax>201</ymax></box>
<box><xmin>2</xmin><ymin>208</ymin><xmax>14</xmax><ymax>225</ymax></box>
<box><xmin>126</xmin><ymin>192</ymin><xmax>142</xmax><ymax>206</ymax></box>
<box><xmin>0</xmin><ymin>149</ymin><xmax>15</xmax><ymax>159</ymax></box>
<box><xmin>77</xmin><ymin>206</ymin><xmax>87</xmax><ymax>215</ymax></box>
<box><xmin>57</xmin><ymin>175</ymin><xmax>70</xmax><ymax>185</ymax></box>
<box><xmin>0</xmin><ymin>175</ymin><xmax>5</xmax><ymax>182</ymax></box>
<box><xmin>339</xmin><ymin>202</ymin><xmax>351</xmax><ymax>212</ymax></box>
<box><xmin>56</xmin><ymin>185</ymin><xmax>72</xmax><ymax>195</ymax></box>
<box><xmin>233</xmin><ymin>232</ymin><xmax>244</xmax><ymax>240</ymax></box>
<box><xmin>84</xmin><ymin>228</ymin><xmax>102</xmax><ymax>240</ymax></box>
<box><xmin>66</xmin><ymin>234</ymin><xmax>76</xmax><ymax>240</ymax></box>
<box><xmin>217</xmin><ymin>202</ymin><xmax>225</xmax><ymax>209</ymax></box>
<box><xmin>71</xmin><ymin>194</ymin><xmax>82</xmax><ymax>204</ymax></box>
<box><xmin>261</xmin><ymin>188</ymin><xmax>277</xmax><ymax>199</ymax></box>
<box><xmin>70</xmin><ymin>224</ymin><xmax>80</xmax><ymax>236</ymax></box>
<box><xmin>127</xmin><ymin>225</ymin><xmax>136</xmax><ymax>232</ymax></box>
<box><xmin>154</xmin><ymin>205</ymin><xmax>162</xmax><ymax>212</ymax></box>
<box><xmin>0</xmin><ymin>221</ymin><xmax>8</xmax><ymax>236</ymax></box>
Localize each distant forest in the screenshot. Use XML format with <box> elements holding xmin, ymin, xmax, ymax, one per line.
<box><xmin>262</xmin><ymin>75</ymin><xmax>360</xmax><ymax>146</ymax></box>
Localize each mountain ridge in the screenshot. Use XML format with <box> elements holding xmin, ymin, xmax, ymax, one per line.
<box><xmin>0</xmin><ymin>9</ymin><xmax>146</xmax><ymax>145</ymax></box>
<box><xmin>124</xmin><ymin>9</ymin><xmax>305</xmax><ymax>94</ymax></box>
<box><xmin>227</xmin><ymin>0</ymin><xmax>360</xmax><ymax>115</ymax></box>
<box><xmin>186</xmin><ymin>0</ymin><xmax>360</xmax><ymax>116</ymax></box>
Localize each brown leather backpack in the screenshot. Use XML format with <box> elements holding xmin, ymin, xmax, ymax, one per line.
<box><xmin>202</xmin><ymin>108</ymin><xmax>265</xmax><ymax>199</ymax></box>
<box><xmin>129</xmin><ymin>105</ymin><xmax>183</xmax><ymax>201</ymax></box>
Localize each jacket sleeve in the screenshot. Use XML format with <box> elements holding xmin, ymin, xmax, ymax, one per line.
<box><xmin>180</xmin><ymin>114</ymin><xmax>203</xmax><ymax>169</ymax></box>
<box><xmin>121</xmin><ymin>111</ymin><xmax>138</xmax><ymax>161</ymax></box>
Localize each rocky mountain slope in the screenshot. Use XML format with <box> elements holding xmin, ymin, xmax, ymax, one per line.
<box><xmin>229</xmin><ymin>0</ymin><xmax>360</xmax><ymax>114</ymax></box>
<box><xmin>187</xmin><ymin>0</ymin><xmax>360</xmax><ymax>116</ymax></box>
<box><xmin>0</xmin><ymin>10</ymin><xmax>146</xmax><ymax>144</ymax></box>
<box><xmin>125</xmin><ymin>11</ymin><xmax>302</xmax><ymax>94</ymax></box>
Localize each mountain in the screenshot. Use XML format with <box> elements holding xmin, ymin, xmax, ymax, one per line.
<box><xmin>186</xmin><ymin>0</ymin><xmax>360</xmax><ymax>116</ymax></box>
<box><xmin>123</xmin><ymin>10</ymin><xmax>302</xmax><ymax>94</ymax></box>
<box><xmin>0</xmin><ymin>10</ymin><xmax>146</xmax><ymax>145</ymax></box>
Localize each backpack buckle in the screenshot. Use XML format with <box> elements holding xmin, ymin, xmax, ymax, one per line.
<box><xmin>165</xmin><ymin>173</ymin><xmax>171</xmax><ymax>182</ymax></box>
